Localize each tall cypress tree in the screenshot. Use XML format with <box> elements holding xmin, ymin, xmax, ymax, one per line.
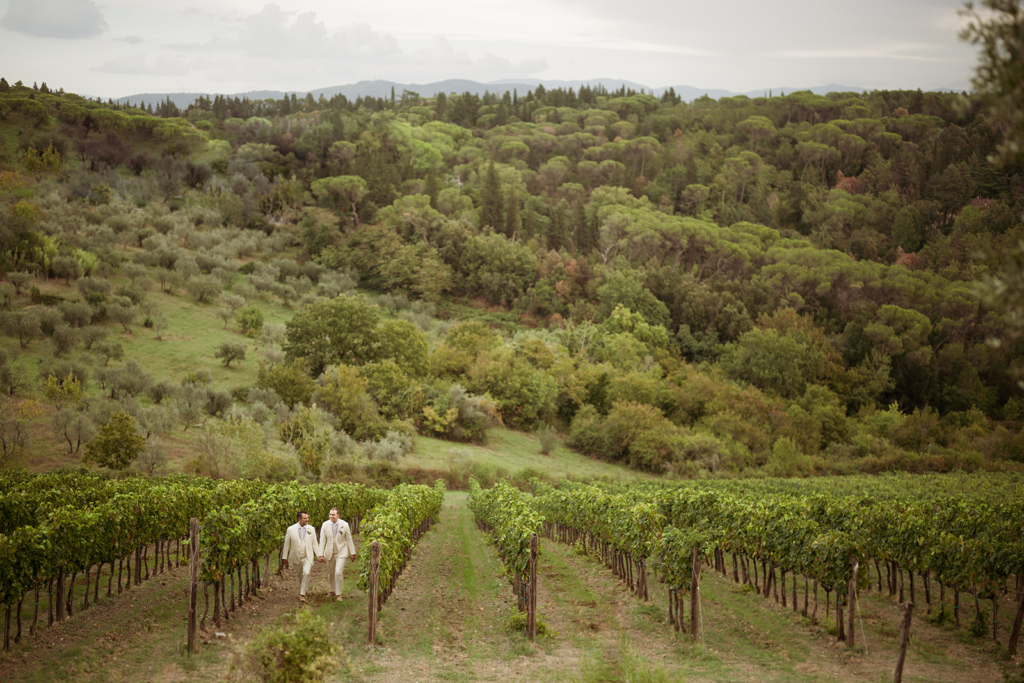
<box><xmin>480</xmin><ymin>161</ymin><xmax>504</xmax><ymax>231</ymax></box>
<box><xmin>547</xmin><ymin>204</ymin><xmax>566</xmax><ymax>251</ymax></box>
<box><xmin>573</xmin><ymin>201</ymin><xmax>594</xmax><ymax>254</ymax></box>
<box><xmin>505</xmin><ymin>183</ymin><xmax>520</xmax><ymax>238</ymax></box>
<box><xmin>425</xmin><ymin>167</ymin><xmax>440</xmax><ymax>209</ymax></box>
<box><xmin>522</xmin><ymin>201</ymin><xmax>538</xmax><ymax>241</ymax></box>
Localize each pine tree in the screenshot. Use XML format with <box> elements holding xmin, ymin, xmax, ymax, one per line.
<box><xmin>0</xmin><ymin>77</ymin><xmax>8</xmax><ymax>93</ymax></box>
<box><xmin>480</xmin><ymin>161</ymin><xmax>504</xmax><ymax>231</ymax></box>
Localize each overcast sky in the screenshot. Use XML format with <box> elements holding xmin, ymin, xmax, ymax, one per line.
<box><xmin>0</xmin><ymin>0</ymin><xmax>980</xmax><ymax>99</ymax></box>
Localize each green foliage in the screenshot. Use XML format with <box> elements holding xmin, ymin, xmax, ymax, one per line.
<box><xmin>215</xmin><ymin>340</ymin><xmax>247</xmax><ymax>367</ymax></box>
<box><xmin>505</xmin><ymin>610</ymin><xmax>550</xmax><ymax>636</ymax></box>
<box><xmin>83</xmin><ymin>410</ymin><xmax>147</xmax><ymax>470</ymax></box>
<box><xmin>421</xmin><ymin>384</ymin><xmax>499</xmax><ymax>443</ymax></box>
<box><xmin>537</xmin><ymin>425</ymin><xmax>559</xmax><ymax>455</ymax></box>
<box><xmin>567</xmin><ymin>404</ymin><xmax>609</xmax><ymax>456</ymax></box>
<box><xmin>237</xmin><ymin>304</ymin><xmax>265</xmax><ymax>337</ymax></box>
<box><xmin>0</xmin><ymin>78</ymin><xmax>1021</xmax><ymax>484</ymax></box>
<box><xmin>603</xmin><ymin>401</ymin><xmax>682</xmax><ymax>472</ymax></box>
<box><xmin>234</xmin><ymin>610</ymin><xmax>342</xmax><ymax>683</ymax></box>
<box><xmin>467</xmin><ymin>346</ymin><xmax>557</xmax><ymax>429</ymax></box>
<box><xmin>359</xmin><ymin>360</ymin><xmax>423</xmax><ymax>421</ymax></box>
<box><xmin>362</xmin><ymin>429</ymin><xmax>415</xmax><ymax>463</ymax></box>
<box><xmin>960</xmin><ymin>0</ymin><xmax>1024</xmax><ymax>165</ymax></box>
<box><xmin>313</xmin><ymin>364</ymin><xmax>385</xmax><ymax>440</ymax></box>
<box><xmin>357</xmin><ymin>482</ymin><xmax>444</xmax><ymax>595</ymax></box>
<box><xmin>766</xmin><ymin>436</ymin><xmax>811</xmax><ymax>477</ymax></box>
<box><xmin>469</xmin><ymin>479</ymin><xmax>542</xmax><ymax>594</ymax></box>
<box><xmin>283</xmin><ymin>294</ymin><xmax>383</xmax><ymax>376</ymax></box>
<box><xmin>719</xmin><ymin>327</ymin><xmax>826</xmax><ymax>400</ymax></box>
<box><xmin>258</xmin><ymin>359</ymin><xmax>315</xmax><ymax>409</ymax></box>
<box><xmin>42</xmin><ymin>371</ymin><xmax>83</xmax><ymax>411</ymax></box>
<box><xmin>186</xmin><ymin>273</ymin><xmax>222</xmax><ymax>302</ymax></box>
<box><xmin>461</xmin><ymin>233</ymin><xmax>538</xmax><ymax>306</ymax></box>
<box><xmin>596</xmin><ymin>270</ymin><xmax>671</xmax><ymax>328</ymax></box>
<box><xmin>280</xmin><ymin>405</ymin><xmax>336</xmax><ymax>479</ymax></box>
<box><xmin>377</xmin><ymin>319</ymin><xmax>429</xmax><ymax>376</ymax></box>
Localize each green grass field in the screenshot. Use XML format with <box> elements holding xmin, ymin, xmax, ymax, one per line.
<box><xmin>407</xmin><ymin>429</ymin><xmax>653</xmax><ymax>484</ymax></box>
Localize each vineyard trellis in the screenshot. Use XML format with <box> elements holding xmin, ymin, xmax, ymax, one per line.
<box><xmin>358</xmin><ymin>480</ymin><xmax>445</xmax><ymax>647</ymax></box>
<box><xmin>468</xmin><ymin>478</ymin><xmax>543</xmax><ymax>640</ymax></box>
<box><xmin>0</xmin><ymin>469</ymin><xmax>388</xmax><ymax>650</ymax></box>
<box><xmin>529</xmin><ymin>473</ymin><xmax>1024</xmax><ymax>658</ymax></box>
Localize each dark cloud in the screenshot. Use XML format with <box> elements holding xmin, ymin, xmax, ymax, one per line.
<box><xmin>0</xmin><ymin>0</ymin><xmax>107</xmax><ymax>39</ymax></box>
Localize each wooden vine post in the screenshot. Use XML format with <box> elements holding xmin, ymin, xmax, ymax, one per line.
<box><xmin>1009</xmin><ymin>578</ymin><xmax>1024</xmax><ymax>656</ymax></box>
<box><xmin>187</xmin><ymin>518</ymin><xmax>200</xmax><ymax>655</ymax></box>
<box><xmin>690</xmin><ymin>547</ymin><xmax>702</xmax><ymax>641</ymax></box>
<box><xmin>848</xmin><ymin>560</ymin><xmax>859</xmax><ymax>649</ymax></box>
<box><xmin>894</xmin><ymin>602</ymin><xmax>914</xmax><ymax>683</ymax></box>
<box><xmin>367</xmin><ymin>541</ymin><xmax>381</xmax><ymax>649</ymax></box>
<box><xmin>529</xmin><ymin>533</ymin><xmax>538</xmax><ymax>642</ymax></box>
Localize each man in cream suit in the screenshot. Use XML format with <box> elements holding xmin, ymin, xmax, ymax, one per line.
<box><xmin>281</xmin><ymin>510</ymin><xmax>318</xmax><ymax>603</ymax></box>
<box><xmin>317</xmin><ymin>507</ymin><xmax>357</xmax><ymax>601</ymax></box>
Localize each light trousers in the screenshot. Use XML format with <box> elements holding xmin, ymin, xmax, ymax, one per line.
<box><xmin>295</xmin><ymin>557</ymin><xmax>314</xmax><ymax>596</ymax></box>
<box><xmin>327</xmin><ymin>554</ymin><xmax>348</xmax><ymax>595</ymax></box>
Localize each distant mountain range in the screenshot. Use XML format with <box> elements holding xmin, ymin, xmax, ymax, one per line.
<box><xmin>114</xmin><ymin>78</ymin><xmax>970</xmax><ymax>111</ymax></box>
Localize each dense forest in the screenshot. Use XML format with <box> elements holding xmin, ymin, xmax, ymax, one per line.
<box><xmin>1</xmin><ymin>73</ymin><xmax>1022</xmax><ymax>480</ymax></box>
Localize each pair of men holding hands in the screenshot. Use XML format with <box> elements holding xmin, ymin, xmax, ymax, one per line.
<box><xmin>281</xmin><ymin>507</ymin><xmax>357</xmax><ymax>603</ymax></box>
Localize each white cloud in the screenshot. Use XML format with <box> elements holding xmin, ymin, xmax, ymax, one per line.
<box><xmin>1</xmin><ymin>0</ymin><xmax>107</xmax><ymax>39</ymax></box>
<box><xmin>182</xmin><ymin>3</ymin><xmax>402</xmax><ymax>61</ymax></box>
<box><xmin>116</xmin><ymin>35</ymin><xmax>144</xmax><ymax>44</ymax></box>
<box><xmin>165</xmin><ymin>5</ymin><xmax>547</xmax><ymax>85</ymax></box>
<box><xmin>92</xmin><ymin>54</ymin><xmax>190</xmax><ymax>76</ymax></box>
<box><xmin>411</xmin><ymin>36</ymin><xmax>548</xmax><ymax>80</ymax></box>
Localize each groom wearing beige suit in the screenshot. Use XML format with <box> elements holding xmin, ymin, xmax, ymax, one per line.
<box><xmin>281</xmin><ymin>510</ymin><xmax>318</xmax><ymax>603</ymax></box>
<box><xmin>317</xmin><ymin>507</ymin><xmax>357</xmax><ymax>601</ymax></box>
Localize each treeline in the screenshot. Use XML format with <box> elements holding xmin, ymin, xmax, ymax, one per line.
<box><xmin>0</xmin><ymin>75</ymin><xmax>1022</xmax><ymax>478</ymax></box>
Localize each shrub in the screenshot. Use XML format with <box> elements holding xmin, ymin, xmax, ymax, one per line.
<box><xmin>537</xmin><ymin>425</ymin><xmax>559</xmax><ymax>455</ymax></box>
<box><xmin>238</xmin><ymin>304</ymin><xmax>265</xmax><ymax>336</ymax></box>
<box><xmin>83</xmin><ymin>411</ymin><xmax>146</xmax><ymax>470</ymax></box>
<box><xmin>505</xmin><ymin>611</ymin><xmax>551</xmax><ymax>636</ymax></box>
<box><xmin>765</xmin><ymin>437</ymin><xmax>812</xmax><ymax>477</ymax></box>
<box><xmin>313</xmin><ymin>364</ymin><xmax>386</xmax><ymax>441</ymax></box>
<box><xmin>361</xmin><ymin>429</ymin><xmax>414</xmax><ymax>463</ymax></box>
<box><xmin>230</xmin><ymin>610</ymin><xmax>341</xmax><ymax>683</ymax></box>
<box><xmin>421</xmin><ymin>384</ymin><xmax>499</xmax><ymax>443</ymax></box>
<box><xmin>258</xmin><ymin>360</ymin><xmax>314</xmax><ymax>409</ymax></box>
<box><xmin>279</xmin><ymin>405</ymin><xmax>335</xmax><ymax>479</ymax></box>
<box><xmin>204</xmin><ymin>389</ymin><xmax>234</xmax><ymax>417</ymax></box>
<box><xmin>566</xmin><ymin>404</ymin><xmax>607</xmax><ymax>456</ymax></box>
